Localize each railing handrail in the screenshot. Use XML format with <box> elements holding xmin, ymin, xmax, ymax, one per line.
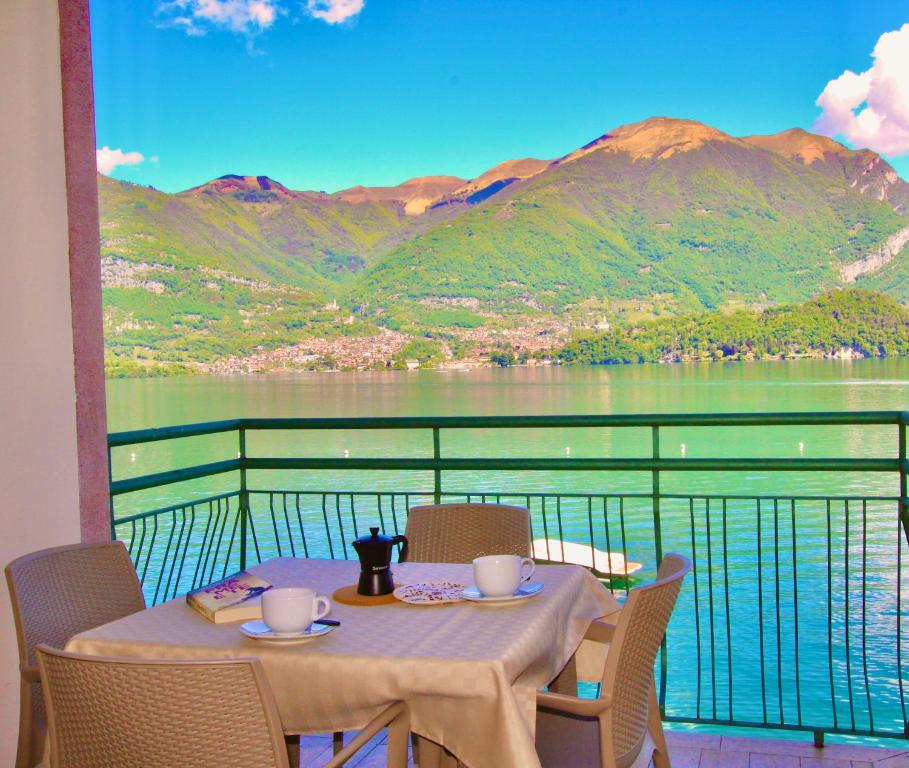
<box><xmin>107</xmin><ymin>410</ymin><xmax>909</xmax><ymax>447</ymax></box>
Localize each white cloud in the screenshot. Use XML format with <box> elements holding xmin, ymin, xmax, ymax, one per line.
<box><xmin>304</xmin><ymin>0</ymin><xmax>364</xmax><ymax>24</ymax></box>
<box><xmin>814</xmin><ymin>23</ymin><xmax>909</xmax><ymax>156</ymax></box>
<box><xmin>96</xmin><ymin>147</ymin><xmax>145</xmax><ymax>175</ymax></box>
<box><xmin>159</xmin><ymin>0</ymin><xmax>280</xmax><ymax>36</ymax></box>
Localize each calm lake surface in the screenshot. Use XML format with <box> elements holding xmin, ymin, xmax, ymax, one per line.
<box><xmin>108</xmin><ymin>358</ymin><xmax>909</xmax><ymax>431</ymax></box>
<box><xmin>106</xmin><ymin>359</ymin><xmax>909</xmax><ymax>741</ymax></box>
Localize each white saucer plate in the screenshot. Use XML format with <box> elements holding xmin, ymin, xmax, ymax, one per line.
<box><xmin>461</xmin><ymin>581</ymin><xmax>545</xmax><ymax>603</ymax></box>
<box><xmin>393</xmin><ymin>581</ymin><xmax>466</xmax><ymax>605</ymax></box>
<box><xmin>240</xmin><ymin>620</ymin><xmax>335</xmax><ymax>643</ymax></box>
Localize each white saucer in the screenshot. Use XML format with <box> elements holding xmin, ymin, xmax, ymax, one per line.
<box><xmin>240</xmin><ymin>620</ymin><xmax>335</xmax><ymax>643</ymax></box>
<box><xmin>461</xmin><ymin>582</ymin><xmax>545</xmax><ymax>603</ymax></box>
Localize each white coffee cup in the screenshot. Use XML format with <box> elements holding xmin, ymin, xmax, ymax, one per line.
<box><xmin>261</xmin><ymin>587</ymin><xmax>331</xmax><ymax>634</ymax></box>
<box><xmin>472</xmin><ymin>555</ymin><xmax>536</xmax><ymax>598</ymax></box>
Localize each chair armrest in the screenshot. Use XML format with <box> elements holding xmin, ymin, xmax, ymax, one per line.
<box><xmin>324</xmin><ymin>702</ymin><xmax>409</xmax><ymax>768</ymax></box>
<box><xmin>537</xmin><ymin>689</ymin><xmax>612</xmax><ymax>717</ymax></box>
<box><xmin>584</xmin><ymin>618</ymin><xmax>617</xmax><ymax>643</ymax></box>
<box><xmin>21</xmin><ymin>664</ymin><xmax>39</xmax><ymax>683</ymax></box>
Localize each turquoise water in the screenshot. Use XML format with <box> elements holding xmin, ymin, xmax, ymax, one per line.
<box><xmin>106</xmin><ymin>359</ymin><xmax>909</xmax><ymax>742</ymax></box>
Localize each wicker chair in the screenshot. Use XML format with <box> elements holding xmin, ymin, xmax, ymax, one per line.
<box><xmin>535</xmin><ymin>553</ymin><xmax>691</xmax><ymax>768</ymax></box>
<box><xmin>401</xmin><ymin>503</ymin><xmax>532</xmax><ymax>562</ymax></box>
<box><xmin>5</xmin><ymin>541</ymin><xmax>146</xmax><ymax>768</ymax></box>
<box><xmin>35</xmin><ymin>646</ymin><xmax>411</xmax><ymax>768</ymax></box>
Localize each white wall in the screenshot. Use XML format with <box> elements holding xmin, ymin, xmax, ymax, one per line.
<box><xmin>0</xmin><ymin>1</ymin><xmax>83</xmax><ymax>762</ymax></box>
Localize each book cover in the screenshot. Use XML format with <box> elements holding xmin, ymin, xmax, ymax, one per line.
<box><xmin>186</xmin><ymin>571</ymin><xmax>273</xmax><ymax>624</ymax></box>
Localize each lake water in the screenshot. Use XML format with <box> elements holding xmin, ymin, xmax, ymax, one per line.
<box><xmin>108</xmin><ymin>358</ymin><xmax>909</xmax><ymax>431</ymax></box>
<box><xmin>106</xmin><ymin>359</ymin><xmax>909</xmax><ymax>741</ymax></box>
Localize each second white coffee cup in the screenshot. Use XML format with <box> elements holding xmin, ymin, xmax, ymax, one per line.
<box><xmin>262</xmin><ymin>587</ymin><xmax>331</xmax><ymax>634</ymax></box>
<box><xmin>472</xmin><ymin>554</ymin><xmax>536</xmax><ymax>597</ymax></box>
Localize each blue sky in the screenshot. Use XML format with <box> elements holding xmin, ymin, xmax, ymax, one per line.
<box><xmin>91</xmin><ymin>0</ymin><xmax>909</xmax><ymax>193</ymax></box>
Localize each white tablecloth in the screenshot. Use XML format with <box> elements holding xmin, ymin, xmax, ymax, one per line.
<box><xmin>68</xmin><ymin>558</ymin><xmax>618</xmax><ymax>768</ymax></box>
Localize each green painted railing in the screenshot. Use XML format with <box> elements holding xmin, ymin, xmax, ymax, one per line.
<box><xmin>108</xmin><ymin>411</ymin><xmax>909</xmax><ymax>742</ymax></box>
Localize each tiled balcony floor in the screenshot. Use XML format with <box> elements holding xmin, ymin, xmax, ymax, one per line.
<box><xmin>294</xmin><ymin>730</ymin><xmax>909</xmax><ymax>768</ymax></box>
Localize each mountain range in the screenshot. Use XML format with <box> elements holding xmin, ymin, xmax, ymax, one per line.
<box><xmin>98</xmin><ymin>117</ymin><xmax>909</xmax><ymax>374</ymax></box>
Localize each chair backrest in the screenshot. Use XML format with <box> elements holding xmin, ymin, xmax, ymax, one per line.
<box><xmin>599</xmin><ymin>553</ymin><xmax>691</xmax><ymax>768</ymax></box>
<box><xmin>5</xmin><ymin>541</ymin><xmax>146</xmax><ymax>670</ymax></box>
<box><xmin>36</xmin><ymin>646</ymin><xmax>290</xmax><ymax>768</ymax></box>
<box><xmin>5</xmin><ymin>540</ymin><xmax>147</xmax><ymax>765</ymax></box>
<box><xmin>402</xmin><ymin>503</ymin><xmax>532</xmax><ymax>563</ymax></box>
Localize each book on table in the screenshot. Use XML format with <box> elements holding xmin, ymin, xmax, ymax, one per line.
<box><xmin>186</xmin><ymin>571</ymin><xmax>273</xmax><ymax>623</ymax></box>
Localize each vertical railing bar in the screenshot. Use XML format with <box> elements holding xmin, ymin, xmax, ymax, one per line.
<box><xmin>321</xmin><ymin>494</ymin><xmax>335</xmax><ymax>559</ymax></box>
<box><xmin>205</xmin><ymin>499</ymin><xmax>227</xmax><ymax>583</ymax></box>
<box><xmin>220</xmin><ymin>498</ymin><xmax>241</xmax><ymax>579</ymax></box>
<box><xmin>336</xmin><ymin>494</ymin><xmax>349</xmax><ymax>559</ymax></box>
<box><xmin>827</xmin><ymin>499</ymin><xmax>839</xmax><ymax>731</ymax></box>
<box><xmin>127</xmin><ymin>519</ymin><xmax>137</xmax><ymax>558</ymax></box>
<box><xmin>140</xmin><ymin>514</ymin><xmax>159</xmax><ymax>586</ymax></box>
<box><xmin>191</xmin><ymin>502</ymin><xmax>214</xmax><ymax>589</ymax></box>
<box><xmin>526</xmin><ymin>495</ymin><xmax>536</xmax><ymax>543</ymax></box>
<box><xmin>898</xmin><ymin>513</ymin><xmax>907</xmax><ymax>732</ymax></box>
<box><xmin>706</xmin><ymin>497</ymin><xmax>717</xmax><ymax>721</ymax></box>
<box><xmin>247</xmin><ymin>497</ymin><xmax>263</xmax><ymax>565</ymax></box>
<box><xmin>151</xmin><ymin>510</ymin><xmax>178</xmax><ymax>606</ymax></box>
<box><xmin>239</xmin><ymin>426</ymin><xmax>248</xmax><ymax>572</ymax></box>
<box><xmin>901</xmin><ymin>421</ymin><xmax>909</xmax><ymax>549</ymax></box>
<box><xmin>773</xmin><ymin>499</ymin><xmax>783</xmax><ymax>725</ymax></box>
<box><xmin>898</xmin><ymin>420</ymin><xmax>908</xmax><ymax>733</ymax></box>
<box><xmin>723</xmin><ymin>497</ymin><xmax>733</xmax><ymax>722</ymax></box>
<box><xmin>350</xmin><ymin>494</ymin><xmax>359</xmax><ymax>539</ymax></box>
<box><xmin>845</xmin><ymin>499</ymin><xmax>856</xmax><ymax>732</ymax></box>
<box><xmin>603</xmin><ymin>497</ymin><xmax>615</xmax><ymax>597</ymax></box>
<box><xmin>269</xmin><ymin>492</ymin><xmax>283</xmax><ymax>558</ymax></box>
<box><xmin>162</xmin><ymin>508</ymin><xmax>187</xmax><ymax>602</ymax></box>
<box><xmin>209</xmin><ymin>497</ymin><xmax>232</xmax><ymax>582</ymax></box>
<box><xmin>861</xmin><ymin>499</ymin><xmax>873</xmax><ymax>732</ymax></box>
<box><xmin>295</xmin><ymin>494</ymin><xmax>309</xmax><ymax>558</ymax></box>
<box><xmin>556</xmin><ymin>497</ymin><xmax>565</xmax><ymax>563</ymax></box>
<box><xmin>107</xmin><ymin>444</ymin><xmax>116</xmax><ymax>540</ymax></box>
<box><xmin>135</xmin><ymin>516</ymin><xmax>148</xmax><ymax>575</ymax></box>
<box><xmin>377</xmin><ymin>494</ymin><xmax>386</xmax><ymax>533</ymax></box>
<box><xmin>433</xmin><ymin>427</ymin><xmax>442</xmax><ymax>505</ymax></box>
<box><xmin>541</xmin><ymin>497</ymin><xmax>550</xmax><ymax>554</ymax></box>
<box><xmin>197</xmin><ymin>499</ymin><xmax>219</xmax><ymax>586</ymax></box>
<box><xmin>689</xmin><ymin>497</ymin><xmax>702</xmax><ymax>720</ymax></box>
<box><xmin>172</xmin><ymin>506</ymin><xmax>196</xmax><ymax>599</ymax></box>
<box><xmin>390</xmin><ymin>495</ymin><xmax>400</xmax><ymax>537</ymax></box>
<box><xmin>587</xmin><ymin>496</ymin><xmax>596</xmax><ymax>567</ymax></box>
<box><xmin>653</xmin><ymin>426</ymin><xmax>666</xmax><ymax>710</ymax></box>
<box><xmin>791</xmin><ymin>498</ymin><xmax>802</xmax><ymax>727</ymax></box>
<box><xmin>282</xmin><ymin>493</ymin><xmax>296</xmax><ymax>558</ymax></box>
<box><xmin>757</xmin><ymin>498</ymin><xmax>767</xmax><ymax>724</ymax></box>
<box><xmin>618</xmin><ymin>496</ymin><xmax>630</xmax><ymax>599</ymax></box>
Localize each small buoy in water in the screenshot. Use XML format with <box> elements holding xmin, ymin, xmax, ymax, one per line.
<box><xmin>680</xmin><ymin>443</ymin><xmax>686</xmax><ymax>456</ymax></box>
<box><xmin>565</xmin><ymin>446</ymin><xmax>571</xmax><ymax>456</ymax></box>
<box><xmin>343</xmin><ymin>449</ymin><xmax>350</xmax><ymax>458</ymax></box>
<box><xmin>799</xmin><ymin>441</ymin><xmax>805</xmax><ymax>455</ymax></box>
<box><xmin>237</xmin><ymin>452</ymin><xmax>241</xmax><ymax>459</ymax></box>
<box><xmin>130</xmin><ymin>452</ymin><xmax>136</xmax><ymax>462</ymax></box>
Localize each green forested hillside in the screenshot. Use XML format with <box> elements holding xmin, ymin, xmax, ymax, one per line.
<box><xmin>558</xmin><ymin>289</ymin><xmax>909</xmax><ymax>364</ymax></box>
<box><xmin>351</xmin><ymin>140</ymin><xmax>905</xmax><ymax>314</ymax></box>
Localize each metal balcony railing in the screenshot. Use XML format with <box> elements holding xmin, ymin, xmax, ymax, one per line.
<box><xmin>108</xmin><ymin>412</ymin><xmax>909</xmax><ymax>742</ymax></box>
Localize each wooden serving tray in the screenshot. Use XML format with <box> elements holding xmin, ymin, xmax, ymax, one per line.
<box><xmin>332</xmin><ymin>584</ymin><xmax>398</xmax><ymax>606</ymax></box>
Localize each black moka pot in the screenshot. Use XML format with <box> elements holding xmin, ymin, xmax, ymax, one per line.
<box><xmin>352</xmin><ymin>527</ymin><xmax>409</xmax><ymax>596</ymax></box>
